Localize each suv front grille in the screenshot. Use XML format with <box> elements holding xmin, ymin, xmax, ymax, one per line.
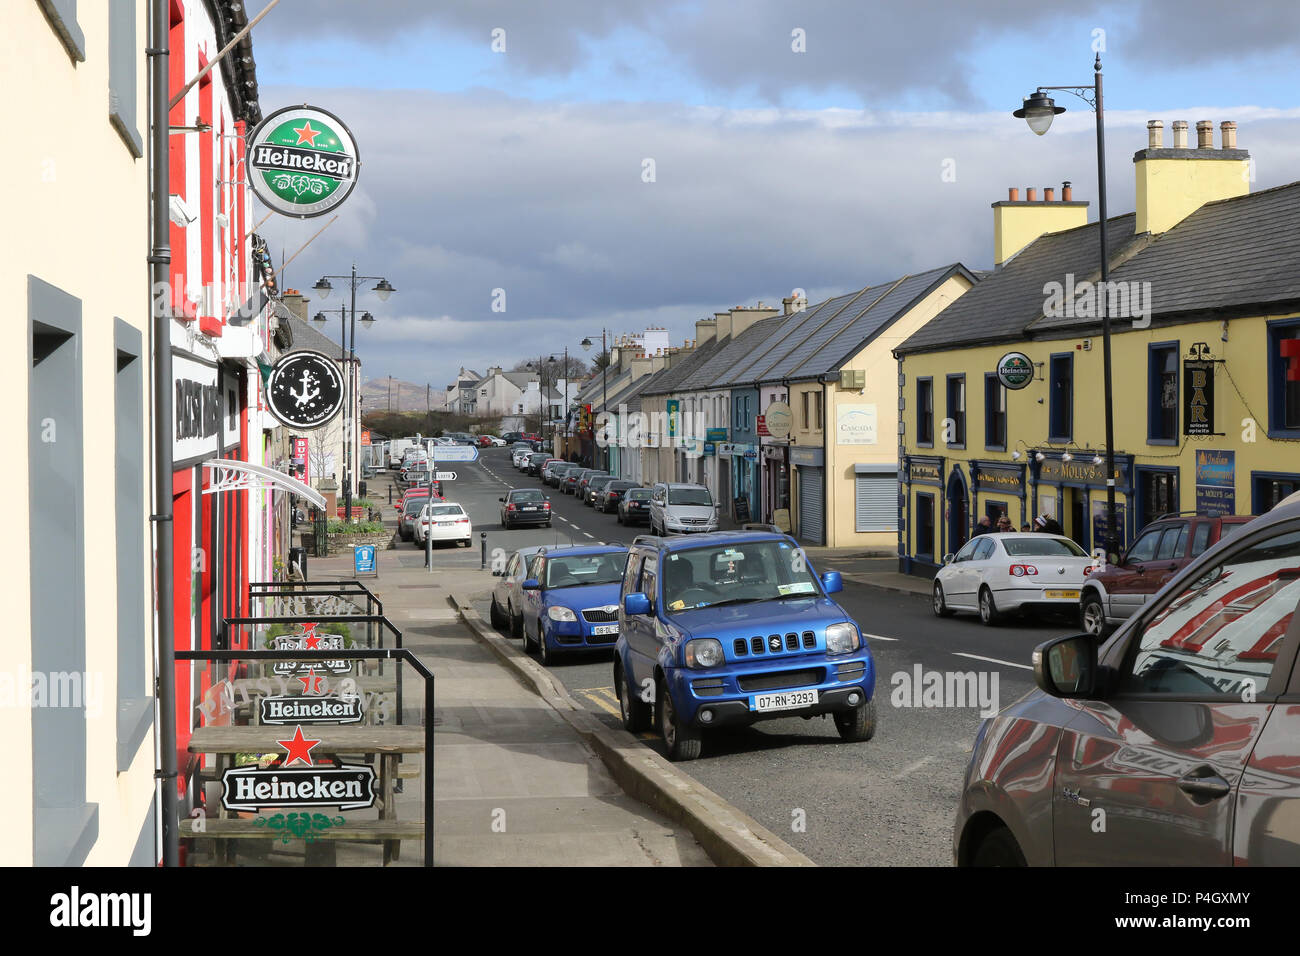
<box><xmin>738</xmin><ymin>631</ymin><xmax>816</xmax><ymax>658</ymax></box>
<box><xmin>581</xmin><ymin>608</ymin><xmax>618</xmax><ymax>623</ymax></box>
<box><xmin>737</xmin><ymin>668</ymin><xmax>824</xmax><ymax>693</ymax></box>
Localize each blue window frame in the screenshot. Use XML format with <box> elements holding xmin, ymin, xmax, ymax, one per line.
<box><xmin>1147</xmin><ymin>342</ymin><xmax>1179</xmax><ymax>444</ymax></box>
<box><xmin>984</xmin><ymin>373</ymin><xmax>1006</xmax><ymax>451</ymax></box>
<box><xmin>945</xmin><ymin>374</ymin><xmax>965</xmax><ymax>448</ymax></box>
<box><xmin>917</xmin><ymin>377</ymin><xmax>933</xmax><ymax>447</ymax></box>
<box><xmin>1267</xmin><ymin>318</ymin><xmax>1300</xmax><ymax>439</ymax></box>
<box><xmin>1252</xmin><ymin>471</ymin><xmax>1300</xmax><ymax>514</ymax></box>
<box><xmin>1048</xmin><ymin>352</ymin><xmax>1073</xmax><ymax>443</ymax></box>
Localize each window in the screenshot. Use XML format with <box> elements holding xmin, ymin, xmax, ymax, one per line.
<box><xmin>1118</xmin><ymin>529</ymin><xmax>1300</xmax><ymax>697</ymax></box>
<box><xmin>972</xmin><ymin>538</ymin><xmax>996</xmax><ymax>561</ymax></box>
<box><xmin>915</xmin><ymin>493</ymin><xmax>935</xmax><ymax>559</ymax></box>
<box><xmin>1267</xmin><ymin>319</ymin><xmax>1300</xmax><ymax>437</ymax></box>
<box><xmin>640</xmin><ymin>556</ymin><xmax>659</xmax><ymax>608</ymax></box>
<box><xmin>815</xmin><ymin>390</ymin><xmax>823</xmax><ymax>430</ymax></box>
<box><xmin>1126</xmin><ymin>528</ymin><xmax>1164</xmax><ymax>564</ymax></box>
<box><xmin>945</xmin><ymin>375</ymin><xmax>965</xmax><ymax>447</ymax></box>
<box><xmin>802</xmin><ymin>392</ymin><xmax>810</xmax><ymax>428</ymax></box>
<box><xmin>1049</xmin><ymin>353</ymin><xmax>1073</xmax><ymax>442</ymax></box>
<box><xmin>108</xmin><ymin>0</ymin><xmax>143</xmax><ymax>156</ymax></box>
<box><xmin>1155</xmin><ymin>522</ymin><xmax>1188</xmax><ymax>560</ymax></box>
<box><xmin>1191</xmin><ymin>523</ymin><xmax>1212</xmax><ymax>557</ymax></box>
<box><xmin>1148</xmin><ymin>343</ymin><xmax>1179</xmax><ymax>443</ymax></box>
<box><xmin>917</xmin><ymin>378</ymin><xmax>934</xmax><ymax>446</ymax></box>
<box><xmin>953</xmin><ymin>538</ymin><xmax>980</xmax><ymax>562</ymax></box>
<box><xmin>984</xmin><ymin>374</ymin><xmax>1006</xmax><ymax>450</ymax></box>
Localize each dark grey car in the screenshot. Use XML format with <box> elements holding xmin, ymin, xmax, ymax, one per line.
<box><xmin>955</xmin><ymin>498</ymin><xmax>1300</xmax><ymax>865</ymax></box>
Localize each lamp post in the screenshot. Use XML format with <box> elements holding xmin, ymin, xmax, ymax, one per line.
<box><xmin>528</xmin><ymin>350</ymin><xmax>569</xmax><ymax>454</ymax></box>
<box><xmin>581</xmin><ymin>330</ymin><xmax>609</xmax><ymax>469</ymax></box>
<box><xmin>1014</xmin><ymin>54</ymin><xmax>1118</xmax><ymax>556</ymax></box>
<box><xmin>313</xmin><ymin>266</ymin><xmax>393</xmax><ymax>523</ymax></box>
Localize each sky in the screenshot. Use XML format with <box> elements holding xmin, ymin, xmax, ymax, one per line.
<box><xmin>243</xmin><ymin>0</ymin><xmax>1300</xmax><ymax>392</ymax></box>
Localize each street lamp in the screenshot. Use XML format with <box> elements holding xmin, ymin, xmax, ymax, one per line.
<box><xmin>527</xmin><ymin>351</ymin><xmax>567</xmax><ymax>452</ymax></box>
<box><xmin>581</xmin><ymin>330</ymin><xmax>610</xmax><ymax>469</ymax></box>
<box><xmin>314</xmin><ymin>264</ymin><xmax>396</xmax><ymax>523</ymax></box>
<box><xmin>1014</xmin><ymin>53</ymin><xmax>1119</xmax><ymax>558</ymax></box>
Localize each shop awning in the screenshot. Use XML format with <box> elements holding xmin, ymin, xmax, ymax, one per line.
<box><xmin>201</xmin><ymin>459</ymin><xmax>327</xmax><ymax>510</ymax></box>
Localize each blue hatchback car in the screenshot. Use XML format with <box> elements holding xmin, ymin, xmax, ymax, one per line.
<box><xmin>614</xmin><ymin>531</ymin><xmax>877</xmax><ymax>760</ymax></box>
<box><xmin>521</xmin><ymin>545</ymin><xmax>629</xmax><ymax>666</ymax></box>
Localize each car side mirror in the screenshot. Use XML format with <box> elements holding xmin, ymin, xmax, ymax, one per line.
<box><xmin>943</xmin><ymin>553</ymin><xmax>955</xmax><ymax>565</ymax></box>
<box><xmin>498</xmin><ymin>497</ymin><xmax>505</xmax><ymax>502</ymax></box>
<box><xmin>820</xmin><ymin>571</ymin><xmax>843</xmax><ymax>594</ymax></box>
<box><xmin>624</xmin><ymin>592</ymin><xmax>651</xmax><ymax>615</ymax></box>
<box><xmin>1033</xmin><ymin>634</ymin><xmax>1098</xmax><ymax>699</ymax></box>
<box><xmin>522</xmin><ymin>578</ymin><xmax>541</xmax><ymax>591</ymax></box>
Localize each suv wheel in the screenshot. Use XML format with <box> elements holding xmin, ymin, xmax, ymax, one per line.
<box><xmin>970</xmin><ymin>826</ymin><xmax>1026</xmax><ymax>867</ymax></box>
<box><xmin>834</xmin><ymin>700</ymin><xmax>877</xmax><ymax>742</ymax></box>
<box><xmin>658</xmin><ymin>676</ymin><xmax>702</xmax><ymax>761</ymax></box>
<box><xmin>616</xmin><ymin>661</ymin><xmax>651</xmax><ymax>733</ymax></box>
<box><xmin>933</xmin><ymin>582</ymin><xmax>955</xmax><ymax>618</ymax></box>
<box><xmin>978</xmin><ymin>587</ymin><xmax>1002</xmax><ymax>626</ymax></box>
<box><xmin>1080</xmin><ymin>593</ymin><xmax>1109</xmax><ymax>638</ymax></box>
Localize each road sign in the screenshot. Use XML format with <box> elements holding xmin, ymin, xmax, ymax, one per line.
<box><xmin>435</xmin><ymin>471</ymin><xmax>456</xmax><ymax>481</ymax></box>
<box><xmin>433</xmin><ymin>445</ymin><xmax>479</xmax><ymax>462</ymax></box>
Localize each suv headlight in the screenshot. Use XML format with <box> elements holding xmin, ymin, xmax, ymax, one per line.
<box><xmin>684</xmin><ymin>638</ymin><xmax>725</xmax><ymax>668</ymax></box>
<box><xmin>825</xmin><ymin>622</ymin><xmax>860</xmax><ymax>654</ymax></box>
<box><xmin>546</xmin><ymin>606</ymin><xmax>577</xmax><ymax>623</ymax></box>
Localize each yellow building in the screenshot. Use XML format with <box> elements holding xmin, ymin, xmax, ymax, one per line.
<box><xmin>894</xmin><ymin>119</ymin><xmax>1300</xmax><ymax>576</ymax></box>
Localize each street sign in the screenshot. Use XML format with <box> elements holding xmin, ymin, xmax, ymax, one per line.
<box><xmin>433</xmin><ymin>445</ymin><xmax>478</xmax><ymax>462</ymax></box>
<box><xmin>435</xmin><ymin>471</ymin><xmax>456</xmax><ymax>481</ymax></box>
<box><xmin>246</xmin><ymin>105</ymin><xmax>360</xmax><ymax>219</ymax></box>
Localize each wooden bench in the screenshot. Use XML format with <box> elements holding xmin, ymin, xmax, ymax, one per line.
<box><xmin>180</xmin><ymin>817</ymin><xmax>423</xmax><ymax>866</ymax></box>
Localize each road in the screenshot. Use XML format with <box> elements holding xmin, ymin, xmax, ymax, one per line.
<box><xmin>415</xmin><ymin>448</ymin><xmax>1081</xmax><ymax>865</ymax></box>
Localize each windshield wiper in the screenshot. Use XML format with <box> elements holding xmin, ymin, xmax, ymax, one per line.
<box><xmin>698</xmin><ymin>597</ymin><xmax>765</xmax><ymax>609</ymax></box>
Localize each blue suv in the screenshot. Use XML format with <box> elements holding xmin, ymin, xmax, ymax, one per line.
<box><xmin>614</xmin><ymin>531</ymin><xmax>877</xmax><ymax>760</ymax></box>
<box><xmin>521</xmin><ymin>545</ymin><xmax>629</xmax><ymax>666</ymax></box>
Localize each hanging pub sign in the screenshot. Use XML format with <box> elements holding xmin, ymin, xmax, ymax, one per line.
<box><xmin>1183</xmin><ymin>347</ymin><xmax>1218</xmax><ymax>436</ymax></box>
<box><xmin>246</xmin><ymin>105</ymin><xmax>360</xmax><ymax>218</ymax></box>
<box><xmin>265</xmin><ymin>350</ymin><xmax>345</xmax><ymax>429</ymax></box>
<box><xmin>996</xmin><ymin>352</ymin><xmax>1035</xmax><ymax>390</ymax></box>
<box><xmin>220</xmin><ymin>726</ymin><xmax>377</xmax><ymax>812</ymax></box>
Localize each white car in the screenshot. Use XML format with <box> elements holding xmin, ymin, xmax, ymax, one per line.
<box><xmin>512</xmin><ymin>447</ymin><xmax>532</xmax><ymax>468</ymax></box>
<box><xmin>414</xmin><ymin>501</ymin><xmax>473</xmax><ymax>548</ymax></box>
<box><xmin>932</xmin><ymin>532</ymin><xmax>1099</xmax><ymax>625</ymax></box>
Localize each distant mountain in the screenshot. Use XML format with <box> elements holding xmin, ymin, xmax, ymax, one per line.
<box><xmin>358</xmin><ymin>376</ymin><xmax>448</xmax><ymax>413</ymax></box>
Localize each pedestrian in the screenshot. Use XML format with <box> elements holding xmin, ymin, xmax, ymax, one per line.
<box><xmin>996</xmin><ymin>515</ymin><xmax>1013</xmax><ymax>533</ymax></box>
<box><xmin>1020</xmin><ymin>522</ymin><xmax>1032</xmax><ymax>532</ymax></box>
<box><xmin>971</xmin><ymin>515</ymin><xmax>993</xmax><ymax>537</ymax></box>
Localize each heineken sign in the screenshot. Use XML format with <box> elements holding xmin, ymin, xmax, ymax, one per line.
<box><xmin>247</xmin><ymin>105</ymin><xmax>360</xmax><ymax>218</ymax></box>
<box><xmin>996</xmin><ymin>352</ymin><xmax>1035</xmax><ymax>390</ymax></box>
<box><xmin>259</xmin><ymin>695</ymin><xmax>365</xmax><ymax>725</ymax></box>
<box><xmin>220</xmin><ymin>726</ymin><xmax>377</xmax><ymax>812</ymax></box>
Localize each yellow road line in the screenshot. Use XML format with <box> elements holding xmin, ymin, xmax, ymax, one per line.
<box><xmin>576</xmin><ymin>687</ymin><xmax>621</xmax><ymax>717</ymax></box>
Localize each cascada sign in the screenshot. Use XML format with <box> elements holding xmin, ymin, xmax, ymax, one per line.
<box><xmin>247</xmin><ymin>105</ymin><xmax>360</xmax><ymax>218</ymax></box>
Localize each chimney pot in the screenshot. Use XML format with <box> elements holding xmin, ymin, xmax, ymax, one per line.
<box><xmin>1146</xmin><ymin>119</ymin><xmax>1163</xmax><ymax>149</ymax></box>
<box><xmin>1044</xmin><ymin>187</ymin><xmax>1055</xmax><ymax>202</ymax></box>
<box><xmin>1008</xmin><ymin>187</ymin><xmax>1019</xmax><ymax>201</ymax></box>
<box><xmin>1220</xmin><ymin>120</ymin><xmax>1237</xmax><ymax>149</ymax></box>
<box><xmin>1172</xmin><ymin>120</ymin><xmax>1189</xmax><ymax>148</ymax></box>
<box><xmin>1062</xmin><ymin>181</ymin><xmax>1073</xmax><ymax>201</ymax></box>
<box><xmin>1196</xmin><ymin>120</ymin><xmax>1214</xmax><ymax>149</ymax></box>
<box><xmin>1026</xmin><ymin>187</ymin><xmax>1038</xmax><ymax>202</ymax></box>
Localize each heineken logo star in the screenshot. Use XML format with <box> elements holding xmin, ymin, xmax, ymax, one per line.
<box><xmin>297</xmin><ymin>667</ymin><xmax>324</xmax><ymax>694</ymax></box>
<box><xmin>293</xmin><ymin>120</ymin><xmax>322</xmax><ymax>146</ymax></box>
<box><xmin>277</xmin><ymin>725</ymin><xmax>321</xmax><ymax>767</ymax></box>
<box><xmin>304</xmin><ymin>634</ymin><xmax>322</xmax><ymax>650</ymax></box>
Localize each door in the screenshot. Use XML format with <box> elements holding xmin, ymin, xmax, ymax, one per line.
<box><xmin>947</xmin><ymin>471</ymin><xmax>969</xmax><ymax>555</ymax></box>
<box><xmin>623</xmin><ymin>554</ymin><xmax>659</xmax><ymax>692</ymax></box>
<box><xmin>1052</xmin><ymin>524</ymin><xmax>1300</xmax><ymax>864</ymax></box>
<box><xmin>945</xmin><ymin>537</ymin><xmax>983</xmax><ymax>606</ymax></box>
<box><xmin>798</xmin><ymin>466</ymin><xmax>825</xmax><ymax>544</ymax></box>
<box><xmin>1107</xmin><ymin>524</ymin><xmax>1167</xmax><ymax>619</ymax></box>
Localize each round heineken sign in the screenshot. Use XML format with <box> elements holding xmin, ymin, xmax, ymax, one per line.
<box><xmin>266</xmin><ymin>351</ymin><xmax>345</xmax><ymax>428</ymax></box>
<box><xmin>996</xmin><ymin>351</ymin><xmax>1035</xmax><ymax>390</ymax></box>
<box><xmin>246</xmin><ymin>105</ymin><xmax>360</xmax><ymax>218</ymax></box>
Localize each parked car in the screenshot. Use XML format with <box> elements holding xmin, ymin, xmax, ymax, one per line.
<box><xmin>615</xmin><ymin>530</ymin><xmax>876</xmax><ymax>761</ymax></box>
<box><xmin>617</xmin><ymin>487</ymin><xmax>653</xmax><ymax>525</ymax></box>
<box><xmin>512</xmin><ymin>445</ymin><xmax>534</xmax><ymax>468</ymax></box>
<box><xmin>649</xmin><ymin>482</ymin><xmax>719</xmax><ymax>535</ymax></box>
<box><xmin>544</xmin><ymin>462</ymin><xmax>574</xmax><ymax>487</ymax></box>
<box><xmin>502</xmin><ymin>432</ymin><xmax>524</xmax><ymax>444</ymax></box>
<box><xmin>500</xmin><ymin>488</ymin><xmax>552</xmax><ymax>529</ymax></box>
<box><xmin>562</xmin><ymin>468</ymin><xmax>593</xmax><ymax>495</ymax></box>
<box><xmin>398</xmin><ymin>492</ymin><xmax>430</xmax><ymax>541</ymax></box>
<box><xmin>932</xmin><ymin>533</ymin><xmax>1098</xmax><ymax>625</ymax></box>
<box><xmin>415</xmin><ymin>501</ymin><xmax>473</xmax><ymax>548</ymax></box>
<box><xmin>526</xmin><ymin>453</ymin><xmax>552</xmax><ymax>477</ymax></box>
<box><xmin>1079</xmin><ymin>513</ymin><xmax>1256</xmax><ymax>637</ymax></box>
<box><xmin>597</xmin><ymin>480</ymin><xmax>639</xmax><ymax>514</ymax></box>
<box><xmin>520</xmin><ymin>546</ymin><xmax>630</xmax><ymax>665</ymax></box>
<box><xmin>954</xmin><ymin>498</ymin><xmax>1300</xmax><ymax>866</ymax></box>
<box><xmin>577</xmin><ymin>470</ymin><xmax>610</xmax><ymax>503</ymax></box>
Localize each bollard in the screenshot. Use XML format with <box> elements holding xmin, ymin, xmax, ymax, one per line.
<box><xmin>425</xmin><ymin>513</ymin><xmax>433</xmax><ymax>572</ymax></box>
<box><xmin>388</xmin><ymin>484</ymin><xmax>393</xmax><ymax>504</ymax></box>
<box><xmin>480</xmin><ymin>531</ymin><xmax>488</xmax><ymax>570</ymax></box>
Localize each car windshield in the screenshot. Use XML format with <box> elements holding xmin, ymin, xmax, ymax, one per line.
<box><xmin>668</xmin><ymin>487</ymin><xmax>713</xmax><ymax>506</ymax></box>
<box><xmin>661</xmin><ymin>540</ymin><xmax>821</xmax><ymax>613</ymax></box>
<box><xmin>403</xmin><ymin>499</ymin><xmax>425</xmax><ymax>513</ymax></box>
<box><xmin>1002</xmin><ymin>537</ymin><xmax>1089</xmax><ymax>557</ymax></box>
<box><xmin>425</xmin><ymin>505</ymin><xmax>463</xmax><ymax>517</ymax></box>
<box><xmin>544</xmin><ymin>553</ymin><xmax>626</xmax><ymax>588</ymax></box>
<box><xmin>626</xmin><ymin>489</ymin><xmax>652</xmax><ymax>500</ymax></box>
<box><xmin>510</xmin><ymin>490</ymin><xmax>544</xmax><ymax>502</ymax></box>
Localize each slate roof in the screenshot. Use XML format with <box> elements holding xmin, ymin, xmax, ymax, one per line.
<box><xmin>281</xmin><ymin>311</ymin><xmax>348</xmax><ymax>359</ymax></box>
<box><xmin>677</xmin><ymin>315</ymin><xmax>785</xmax><ymax>391</ymax></box>
<box><xmin>640</xmin><ymin>336</ymin><xmax>729</xmax><ymax>395</ymax></box>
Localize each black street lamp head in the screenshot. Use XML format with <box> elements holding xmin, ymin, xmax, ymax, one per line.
<box><xmin>373</xmin><ymin>278</ymin><xmax>395</xmax><ymax>302</ymax></box>
<box><xmin>312</xmin><ymin>277</ymin><xmax>332</xmax><ymax>299</ymax></box>
<box><xmin>1014</xmin><ymin>91</ymin><xmax>1067</xmax><ymax>136</ymax></box>
<box><xmin>360</xmin><ymin>311</ymin><xmax>375</xmax><ymax>326</ymax></box>
<box><xmin>312</xmin><ymin>311</ymin><xmax>327</xmax><ymax>323</ymax></box>
<box><xmin>580</xmin><ymin>337</ymin><xmax>593</xmax><ymax>351</ymax></box>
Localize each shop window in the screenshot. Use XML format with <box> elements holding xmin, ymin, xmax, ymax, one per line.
<box><xmin>1138</xmin><ymin>469</ymin><xmax>1178</xmax><ymax>528</ymax></box>
<box><xmin>1049</xmin><ymin>353</ymin><xmax>1073</xmax><ymax>442</ymax></box>
<box><xmin>917</xmin><ymin>378</ymin><xmax>934</xmax><ymax>446</ymax></box>
<box><xmin>984</xmin><ymin>374</ymin><xmax>1006</xmax><ymax>450</ymax></box>
<box><xmin>945</xmin><ymin>375</ymin><xmax>965</xmax><ymax>448</ymax></box>
<box><xmin>1147</xmin><ymin>343</ymin><xmax>1179</xmax><ymax>443</ymax></box>
<box><xmin>1253</xmin><ymin>473</ymin><xmax>1300</xmax><ymax>514</ymax></box>
<box><xmin>915</xmin><ymin>493</ymin><xmax>935</xmax><ymax>560</ymax></box>
<box><xmin>1267</xmin><ymin>319</ymin><xmax>1300</xmax><ymax>438</ymax></box>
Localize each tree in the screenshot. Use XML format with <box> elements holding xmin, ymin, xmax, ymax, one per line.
<box><xmin>513</xmin><ymin>354</ymin><xmax>588</xmax><ymax>381</ymax></box>
<box><xmin>591</xmin><ymin>350</ymin><xmax>612</xmax><ymax>372</ymax></box>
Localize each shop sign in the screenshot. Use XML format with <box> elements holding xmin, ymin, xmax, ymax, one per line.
<box><xmin>762</xmin><ymin>444</ymin><xmax>786</xmax><ymax>461</ymax></box>
<box><xmin>246</xmin><ymin>105</ymin><xmax>360</xmax><ymax>219</ymax></box>
<box><xmin>258</xmin><ymin>694</ymin><xmax>364</xmax><ymax>725</ymax></box>
<box><xmin>908</xmin><ymin>457</ymin><xmax>943</xmax><ymax>484</ymax></box>
<box><xmin>836</xmin><ymin>403</ymin><xmax>877</xmax><ymax>445</ymax></box>
<box><xmin>763</xmin><ymin>402</ymin><xmax>792</xmax><ymax>441</ymax></box>
<box><xmin>1195</xmin><ymin>449</ymin><xmax>1235</xmax><ymax>516</ymax></box>
<box><xmin>1038</xmin><ymin>457</ymin><xmax>1123</xmax><ymax>488</ymax></box>
<box><xmin>1183</xmin><ymin>359</ymin><xmax>1217</xmax><ymax>436</ymax></box>
<box><xmin>666</xmin><ymin>400</ymin><xmax>680</xmax><ymax>438</ymax></box>
<box><xmin>706</xmin><ymin>427</ymin><xmax>729</xmax><ymax>442</ymax></box>
<box><xmin>221</xmin><ymin>726</ymin><xmax>376</xmax><ymax>811</ymax></box>
<box><xmin>1091</xmin><ymin>499</ymin><xmax>1127</xmax><ymax>552</ymax></box>
<box><xmin>974</xmin><ymin>462</ymin><xmax>1024</xmax><ymax>494</ymax></box>
<box><xmin>292</xmin><ymin>436</ymin><xmax>309</xmax><ymax>484</ymax></box>
<box><xmin>790</xmin><ymin>446</ymin><xmax>824</xmax><ymax>467</ymax></box>
<box><xmin>996</xmin><ymin>352</ymin><xmax>1035</xmax><ymax>390</ymax></box>
<box><xmin>265</xmin><ymin>350</ymin><xmax>345</xmax><ymax>428</ymax></box>
<box><xmin>173</xmin><ymin>353</ymin><xmax>221</xmax><ymax>460</ymax></box>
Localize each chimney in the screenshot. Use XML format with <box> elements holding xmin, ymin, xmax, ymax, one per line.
<box><xmin>714</xmin><ymin>311</ymin><xmax>733</xmax><ymax>341</ymax></box>
<box><xmin>1062</xmin><ymin>181</ymin><xmax>1072</xmax><ymax>201</ymax></box>
<box><xmin>630</xmin><ymin>351</ymin><xmax>653</xmax><ymax>380</ymax></box>
<box><xmin>992</xmin><ymin>183</ymin><xmax>1089</xmax><ymax>266</ymax></box>
<box><xmin>782</xmin><ymin>293</ymin><xmax>807</xmax><ymax>315</ymax></box>
<box><xmin>1147</xmin><ymin>119</ymin><xmax>1163</xmax><ymax>149</ymax></box>
<box><xmin>694</xmin><ymin>317</ymin><xmax>717</xmax><ymax>345</ymax></box>
<box><xmin>729</xmin><ymin>303</ymin><xmax>778</xmax><ymax>339</ymax></box>
<box><xmin>280</xmin><ymin>290</ymin><xmax>310</xmax><ymax>322</ymax></box>
<box><xmin>1135</xmin><ymin>118</ymin><xmax>1249</xmax><ymax>234</ymax></box>
<box><xmin>1044</xmin><ymin>187</ymin><xmax>1055</xmax><ymax>202</ymax></box>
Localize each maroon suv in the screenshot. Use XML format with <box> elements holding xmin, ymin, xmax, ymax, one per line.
<box><xmin>1079</xmin><ymin>513</ymin><xmax>1255</xmax><ymax>636</ymax></box>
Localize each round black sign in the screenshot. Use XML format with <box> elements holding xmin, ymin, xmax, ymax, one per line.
<box><xmin>266</xmin><ymin>351</ymin><xmax>345</xmax><ymax>428</ymax></box>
